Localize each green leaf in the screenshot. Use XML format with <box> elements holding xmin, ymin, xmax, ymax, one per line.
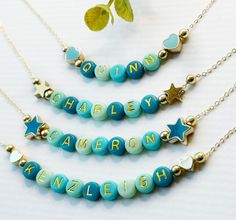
<box><xmin>114</xmin><ymin>0</ymin><xmax>134</xmax><ymax>22</ymax></box>
<box><xmin>84</xmin><ymin>4</ymin><xmax>114</xmax><ymax>31</ymax></box>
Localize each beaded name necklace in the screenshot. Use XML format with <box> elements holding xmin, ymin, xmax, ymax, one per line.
<box><xmin>21</xmin><ymin>0</ymin><xmax>216</xmax><ymax>83</ymax></box>
<box><xmin>1</xmin><ymin>25</ymin><xmax>235</xmax><ymax>122</ymax></box>
<box><xmin>0</xmin><ymin>83</ymin><xmax>235</xmax><ymax>156</ymax></box>
<box><xmin>1</xmin><ymin>127</ymin><xmax>235</xmax><ymax>201</ymax></box>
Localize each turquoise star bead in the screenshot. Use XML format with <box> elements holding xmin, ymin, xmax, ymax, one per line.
<box><xmin>142</xmin><ymin>131</ymin><xmax>162</xmax><ymax>151</ymax></box>
<box><xmin>66</xmin><ymin>179</ymin><xmax>84</xmax><ymax>198</ymax></box>
<box><xmin>141</xmin><ymin>95</ymin><xmax>160</xmax><ymax>114</ymax></box>
<box><xmin>80</xmin><ymin>61</ymin><xmax>96</xmax><ymax>78</ymax></box>
<box><xmin>107</xmin><ymin>102</ymin><xmax>125</xmax><ymax>120</ymax></box>
<box><xmin>76</xmin><ymin>100</ymin><xmax>92</xmax><ymax>118</ymax></box>
<box><xmin>118</xmin><ymin>179</ymin><xmax>137</xmax><ymax>199</ymax></box>
<box><xmin>92</xmin><ymin>137</ymin><xmax>108</xmax><ymax>155</ymax></box>
<box><xmin>36</xmin><ymin>169</ymin><xmax>53</xmax><ymax>188</ymax></box>
<box><xmin>100</xmin><ymin>181</ymin><xmax>118</xmax><ymax>201</ymax></box>
<box><xmin>142</xmin><ymin>53</ymin><xmax>161</xmax><ymax>72</ymax></box>
<box><xmin>108</xmin><ymin>137</ymin><xmax>126</xmax><ymax>156</ymax></box>
<box><xmin>47</xmin><ymin>128</ymin><xmax>64</xmax><ymax>147</ymax></box>
<box><xmin>50</xmin><ymin>174</ymin><xmax>69</xmax><ymax>194</ymax></box>
<box><xmin>50</xmin><ymin>91</ymin><xmax>66</xmax><ymax>109</ymax></box>
<box><xmin>126</xmin><ymin>61</ymin><xmax>145</xmax><ymax>79</ymax></box>
<box><xmin>65</xmin><ymin>47</ymin><xmax>80</xmax><ymax>64</ymax></box>
<box><xmin>75</xmin><ymin>137</ymin><xmax>92</xmax><ymax>155</ymax></box>
<box><xmin>24</xmin><ymin>116</ymin><xmax>44</xmax><ymax>138</ymax></box>
<box><xmin>59</xmin><ymin>134</ymin><xmax>77</xmax><ymax>152</ymax></box>
<box><xmin>82</xmin><ymin>182</ymin><xmax>101</xmax><ymax>201</ymax></box>
<box><xmin>110</xmin><ymin>64</ymin><xmax>127</xmax><ymax>82</ymax></box>
<box><xmin>22</xmin><ymin>161</ymin><xmax>41</xmax><ymax>180</ymax></box>
<box><xmin>62</xmin><ymin>96</ymin><xmax>79</xmax><ymax>114</ymax></box>
<box><xmin>153</xmin><ymin>167</ymin><xmax>174</xmax><ymax>187</ymax></box>
<box><xmin>135</xmin><ymin>174</ymin><xmax>154</xmax><ymax>194</ymax></box>
<box><xmin>91</xmin><ymin>103</ymin><xmax>108</xmax><ymax>121</ymax></box>
<box><xmin>124</xmin><ymin>100</ymin><xmax>141</xmax><ymax>118</ymax></box>
<box><xmin>94</xmin><ymin>65</ymin><xmax>110</xmax><ymax>81</ymax></box>
<box><xmin>125</xmin><ymin>137</ymin><xmax>143</xmax><ymax>154</ymax></box>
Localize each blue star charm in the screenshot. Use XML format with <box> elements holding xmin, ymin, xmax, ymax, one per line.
<box><xmin>167</xmin><ymin>118</ymin><xmax>194</xmax><ymax>145</ymax></box>
<box><xmin>24</xmin><ymin>115</ymin><xmax>44</xmax><ymax>139</ymax></box>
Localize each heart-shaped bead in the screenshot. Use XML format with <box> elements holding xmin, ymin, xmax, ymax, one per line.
<box><xmin>163</xmin><ymin>34</ymin><xmax>183</xmax><ymax>53</ymax></box>
<box><xmin>178</xmin><ymin>155</ymin><xmax>194</xmax><ymax>171</ymax></box>
<box><xmin>9</xmin><ymin>151</ymin><xmax>24</xmax><ymax>164</ymax></box>
<box><xmin>65</xmin><ymin>47</ymin><xmax>80</xmax><ymax>64</ymax></box>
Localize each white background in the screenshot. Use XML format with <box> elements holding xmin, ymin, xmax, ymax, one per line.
<box><xmin>0</xmin><ymin>0</ymin><xmax>236</xmax><ymax>219</ymax></box>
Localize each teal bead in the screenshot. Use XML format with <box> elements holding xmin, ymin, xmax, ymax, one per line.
<box><xmin>142</xmin><ymin>131</ymin><xmax>162</xmax><ymax>151</ymax></box>
<box><xmin>92</xmin><ymin>137</ymin><xmax>108</xmax><ymax>155</ymax></box>
<box><xmin>65</xmin><ymin>47</ymin><xmax>80</xmax><ymax>64</ymax></box>
<box><xmin>50</xmin><ymin>174</ymin><xmax>69</xmax><ymax>194</ymax></box>
<box><xmin>50</xmin><ymin>91</ymin><xmax>66</xmax><ymax>109</ymax></box>
<box><xmin>163</xmin><ymin>33</ymin><xmax>180</xmax><ymax>51</ymax></box>
<box><xmin>76</xmin><ymin>100</ymin><xmax>92</xmax><ymax>118</ymax></box>
<box><xmin>135</xmin><ymin>174</ymin><xmax>154</xmax><ymax>194</ymax></box>
<box><xmin>62</xmin><ymin>96</ymin><xmax>79</xmax><ymax>114</ymax></box>
<box><xmin>66</xmin><ymin>179</ymin><xmax>84</xmax><ymax>198</ymax></box>
<box><xmin>141</xmin><ymin>95</ymin><xmax>160</xmax><ymax>114</ymax></box>
<box><xmin>82</xmin><ymin>182</ymin><xmax>101</xmax><ymax>201</ymax></box>
<box><xmin>47</xmin><ymin>129</ymin><xmax>64</xmax><ymax>147</ymax></box>
<box><xmin>126</xmin><ymin>61</ymin><xmax>145</xmax><ymax>79</ymax></box>
<box><xmin>153</xmin><ymin>167</ymin><xmax>174</xmax><ymax>187</ymax></box>
<box><xmin>100</xmin><ymin>181</ymin><xmax>118</xmax><ymax>201</ymax></box>
<box><xmin>75</xmin><ymin>137</ymin><xmax>92</xmax><ymax>155</ymax></box>
<box><xmin>23</xmin><ymin>161</ymin><xmax>41</xmax><ymax>180</ymax></box>
<box><xmin>108</xmin><ymin>137</ymin><xmax>126</xmax><ymax>156</ymax></box>
<box><xmin>80</xmin><ymin>61</ymin><xmax>96</xmax><ymax>78</ymax></box>
<box><xmin>36</xmin><ymin>169</ymin><xmax>53</xmax><ymax>188</ymax></box>
<box><xmin>142</xmin><ymin>53</ymin><xmax>161</xmax><ymax>72</ymax></box>
<box><xmin>118</xmin><ymin>180</ymin><xmax>137</xmax><ymax>199</ymax></box>
<box><xmin>125</xmin><ymin>137</ymin><xmax>143</xmax><ymax>154</ymax></box>
<box><xmin>124</xmin><ymin>100</ymin><xmax>141</xmax><ymax>118</ymax></box>
<box><xmin>91</xmin><ymin>103</ymin><xmax>108</xmax><ymax>121</ymax></box>
<box><xmin>107</xmin><ymin>102</ymin><xmax>125</xmax><ymax>120</ymax></box>
<box><xmin>59</xmin><ymin>134</ymin><xmax>77</xmax><ymax>152</ymax></box>
<box><xmin>94</xmin><ymin>65</ymin><xmax>110</xmax><ymax>81</ymax></box>
<box><xmin>110</xmin><ymin>64</ymin><xmax>127</xmax><ymax>82</ymax></box>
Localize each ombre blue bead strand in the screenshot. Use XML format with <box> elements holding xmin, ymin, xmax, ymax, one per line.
<box><xmin>100</xmin><ymin>181</ymin><xmax>118</xmax><ymax>201</ymax></box>
<box><xmin>126</xmin><ymin>61</ymin><xmax>145</xmax><ymax>79</ymax></box>
<box><xmin>50</xmin><ymin>174</ymin><xmax>69</xmax><ymax>194</ymax></box>
<box><xmin>108</xmin><ymin>137</ymin><xmax>126</xmax><ymax>156</ymax></box>
<box><xmin>141</xmin><ymin>95</ymin><xmax>160</xmax><ymax>114</ymax></box>
<box><xmin>107</xmin><ymin>102</ymin><xmax>125</xmax><ymax>120</ymax></box>
<box><xmin>80</xmin><ymin>61</ymin><xmax>96</xmax><ymax>78</ymax></box>
<box><xmin>59</xmin><ymin>134</ymin><xmax>77</xmax><ymax>152</ymax></box>
<box><xmin>110</xmin><ymin>64</ymin><xmax>127</xmax><ymax>82</ymax></box>
<box><xmin>22</xmin><ymin>161</ymin><xmax>41</xmax><ymax>180</ymax></box>
<box><xmin>62</xmin><ymin>96</ymin><xmax>79</xmax><ymax>114</ymax></box>
<box><xmin>76</xmin><ymin>100</ymin><xmax>92</xmax><ymax>118</ymax></box>
<box><xmin>83</xmin><ymin>182</ymin><xmax>101</xmax><ymax>201</ymax></box>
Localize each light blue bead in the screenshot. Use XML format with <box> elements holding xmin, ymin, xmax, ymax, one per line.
<box><xmin>100</xmin><ymin>181</ymin><xmax>118</xmax><ymax>201</ymax></box>
<box><xmin>76</xmin><ymin>100</ymin><xmax>92</xmax><ymax>118</ymax></box>
<box><xmin>50</xmin><ymin>174</ymin><xmax>69</xmax><ymax>194</ymax></box>
<box><xmin>163</xmin><ymin>33</ymin><xmax>180</xmax><ymax>50</ymax></box>
<box><xmin>91</xmin><ymin>103</ymin><xmax>108</xmax><ymax>121</ymax></box>
<box><xmin>126</xmin><ymin>61</ymin><xmax>145</xmax><ymax>79</ymax></box>
<box><xmin>22</xmin><ymin>161</ymin><xmax>41</xmax><ymax>180</ymax></box>
<box><xmin>107</xmin><ymin>102</ymin><xmax>124</xmax><ymax>120</ymax></box>
<box><xmin>108</xmin><ymin>137</ymin><xmax>126</xmax><ymax>156</ymax></box>
<box><xmin>94</xmin><ymin>65</ymin><xmax>110</xmax><ymax>81</ymax></box>
<box><xmin>65</xmin><ymin>47</ymin><xmax>80</xmax><ymax>64</ymax></box>
<box><xmin>141</xmin><ymin>95</ymin><xmax>160</xmax><ymax>114</ymax></box>
<box><xmin>110</xmin><ymin>64</ymin><xmax>127</xmax><ymax>82</ymax></box>
<box><xmin>92</xmin><ymin>137</ymin><xmax>108</xmax><ymax>155</ymax></box>
<box><xmin>50</xmin><ymin>91</ymin><xmax>66</xmax><ymax>109</ymax></box>
<box><xmin>36</xmin><ymin>169</ymin><xmax>53</xmax><ymax>188</ymax></box>
<box><xmin>142</xmin><ymin>131</ymin><xmax>162</xmax><ymax>151</ymax></box>
<box><xmin>59</xmin><ymin>134</ymin><xmax>77</xmax><ymax>152</ymax></box>
<box><xmin>66</xmin><ymin>179</ymin><xmax>84</xmax><ymax>198</ymax></box>
<box><xmin>82</xmin><ymin>182</ymin><xmax>101</xmax><ymax>201</ymax></box>
<box><xmin>153</xmin><ymin>167</ymin><xmax>174</xmax><ymax>187</ymax></box>
<box><xmin>142</xmin><ymin>54</ymin><xmax>161</xmax><ymax>72</ymax></box>
<box><xmin>125</xmin><ymin>137</ymin><xmax>143</xmax><ymax>154</ymax></box>
<box><xmin>80</xmin><ymin>61</ymin><xmax>96</xmax><ymax>78</ymax></box>
<box><xmin>62</xmin><ymin>96</ymin><xmax>79</xmax><ymax>114</ymax></box>
<box><xmin>124</xmin><ymin>100</ymin><xmax>141</xmax><ymax>118</ymax></box>
<box><xmin>47</xmin><ymin>128</ymin><xmax>64</xmax><ymax>147</ymax></box>
<box><xmin>135</xmin><ymin>174</ymin><xmax>154</xmax><ymax>194</ymax></box>
<box><xmin>75</xmin><ymin>137</ymin><xmax>92</xmax><ymax>155</ymax></box>
<box><xmin>118</xmin><ymin>180</ymin><xmax>137</xmax><ymax>199</ymax></box>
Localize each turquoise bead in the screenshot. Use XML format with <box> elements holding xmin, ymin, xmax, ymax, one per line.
<box><xmin>36</xmin><ymin>169</ymin><xmax>53</xmax><ymax>188</ymax></box>
<box><xmin>50</xmin><ymin>174</ymin><xmax>69</xmax><ymax>194</ymax></box>
<box><xmin>75</xmin><ymin>137</ymin><xmax>92</xmax><ymax>155</ymax></box>
<box><xmin>125</xmin><ymin>137</ymin><xmax>143</xmax><ymax>154</ymax></box>
<box><xmin>66</xmin><ymin>179</ymin><xmax>84</xmax><ymax>198</ymax></box>
<box><xmin>80</xmin><ymin>61</ymin><xmax>96</xmax><ymax>78</ymax></box>
<box><xmin>82</xmin><ymin>182</ymin><xmax>101</xmax><ymax>201</ymax></box>
<box><xmin>108</xmin><ymin>137</ymin><xmax>126</xmax><ymax>156</ymax></box>
<box><xmin>153</xmin><ymin>167</ymin><xmax>174</xmax><ymax>187</ymax></box>
<box><xmin>94</xmin><ymin>65</ymin><xmax>110</xmax><ymax>81</ymax></box>
<box><xmin>142</xmin><ymin>131</ymin><xmax>162</xmax><ymax>151</ymax></box>
<box><xmin>22</xmin><ymin>161</ymin><xmax>41</xmax><ymax>180</ymax></box>
<box><xmin>65</xmin><ymin>47</ymin><xmax>80</xmax><ymax>64</ymax></box>
<box><xmin>135</xmin><ymin>174</ymin><xmax>154</xmax><ymax>194</ymax></box>
<box><xmin>91</xmin><ymin>103</ymin><xmax>108</xmax><ymax>121</ymax></box>
<box><xmin>59</xmin><ymin>134</ymin><xmax>77</xmax><ymax>152</ymax></box>
<box><xmin>107</xmin><ymin>102</ymin><xmax>125</xmax><ymax>120</ymax></box>
<box><xmin>100</xmin><ymin>181</ymin><xmax>118</xmax><ymax>201</ymax></box>
<box><xmin>47</xmin><ymin>128</ymin><xmax>64</xmax><ymax>147</ymax></box>
<box><xmin>92</xmin><ymin>137</ymin><xmax>108</xmax><ymax>155</ymax></box>
<box><xmin>142</xmin><ymin>53</ymin><xmax>161</xmax><ymax>72</ymax></box>
<box><xmin>76</xmin><ymin>100</ymin><xmax>92</xmax><ymax>118</ymax></box>
<box><xmin>163</xmin><ymin>33</ymin><xmax>180</xmax><ymax>50</ymax></box>
<box><xmin>62</xmin><ymin>96</ymin><xmax>79</xmax><ymax>114</ymax></box>
<box><xmin>126</xmin><ymin>61</ymin><xmax>145</xmax><ymax>79</ymax></box>
<box><xmin>50</xmin><ymin>91</ymin><xmax>66</xmax><ymax>109</ymax></box>
<box><xmin>110</xmin><ymin>64</ymin><xmax>127</xmax><ymax>82</ymax></box>
<box><xmin>118</xmin><ymin>180</ymin><xmax>136</xmax><ymax>199</ymax></box>
<box><xmin>124</xmin><ymin>100</ymin><xmax>141</xmax><ymax>118</ymax></box>
<box><xmin>141</xmin><ymin>95</ymin><xmax>160</xmax><ymax>114</ymax></box>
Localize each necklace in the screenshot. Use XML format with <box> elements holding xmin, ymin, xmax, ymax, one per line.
<box><xmin>21</xmin><ymin>0</ymin><xmax>216</xmax><ymax>83</ymax></box>
<box><xmin>1</xmin><ymin>126</ymin><xmax>235</xmax><ymax>201</ymax></box>
<box><xmin>0</xmin><ymin>83</ymin><xmax>235</xmax><ymax>156</ymax></box>
<box><xmin>1</xmin><ymin>25</ymin><xmax>235</xmax><ymax>122</ymax></box>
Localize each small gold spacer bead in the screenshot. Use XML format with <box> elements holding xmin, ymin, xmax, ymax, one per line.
<box><xmin>194</xmin><ymin>152</ymin><xmax>206</xmax><ymax>164</ymax></box>
<box><xmin>32</xmin><ymin>78</ymin><xmax>41</xmax><ymax>85</ymax></box>
<box><xmin>171</xmin><ymin>165</ymin><xmax>182</xmax><ymax>176</ymax></box>
<box><xmin>74</xmin><ymin>59</ymin><xmax>83</xmax><ymax>67</ymax></box>
<box><xmin>62</xmin><ymin>47</ymin><xmax>68</xmax><ymax>53</ymax></box>
<box><xmin>158</xmin><ymin>94</ymin><xmax>168</xmax><ymax>105</ymax></box>
<box><xmin>5</xmin><ymin>144</ymin><xmax>15</xmax><ymax>153</ymax></box>
<box><xmin>40</xmin><ymin>129</ymin><xmax>49</xmax><ymax>139</ymax></box>
<box><xmin>186</xmin><ymin>115</ymin><xmax>197</xmax><ymax>127</ymax></box>
<box><xmin>158</xmin><ymin>49</ymin><xmax>168</xmax><ymax>60</ymax></box>
<box><xmin>160</xmin><ymin>131</ymin><xmax>170</xmax><ymax>142</ymax></box>
<box><xmin>186</xmin><ymin>74</ymin><xmax>197</xmax><ymax>85</ymax></box>
<box><xmin>179</xmin><ymin>28</ymin><xmax>189</xmax><ymax>40</ymax></box>
<box><xmin>44</xmin><ymin>89</ymin><xmax>54</xmax><ymax>100</ymax></box>
<box><xmin>23</xmin><ymin>115</ymin><xmax>32</xmax><ymax>122</ymax></box>
<box><xmin>19</xmin><ymin>159</ymin><xmax>27</xmax><ymax>168</ymax></box>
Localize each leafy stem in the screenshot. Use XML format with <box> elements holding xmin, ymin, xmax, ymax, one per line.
<box><xmin>107</xmin><ymin>0</ymin><xmax>114</xmax><ymax>7</ymax></box>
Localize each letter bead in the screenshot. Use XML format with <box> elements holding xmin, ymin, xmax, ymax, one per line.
<box><xmin>108</xmin><ymin>137</ymin><xmax>126</xmax><ymax>156</ymax></box>
<box><xmin>36</xmin><ymin>169</ymin><xmax>53</xmax><ymax>188</ymax></box>
<box><xmin>118</xmin><ymin>179</ymin><xmax>137</xmax><ymax>199</ymax></box>
<box><xmin>141</xmin><ymin>95</ymin><xmax>160</xmax><ymax>114</ymax></box>
<box><xmin>100</xmin><ymin>181</ymin><xmax>118</xmax><ymax>201</ymax></box>
<box><xmin>91</xmin><ymin>103</ymin><xmax>108</xmax><ymax>121</ymax></box>
<box><xmin>75</xmin><ymin>137</ymin><xmax>92</xmax><ymax>155</ymax></box>
<box><xmin>66</xmin><ymin>179</ymin><xmax>84</xmax><ymax>198</ymax></box>
<box><xmin>124</xmin><ymin>100</ymin><xmax>141</xmax><ymax>118</ymax></box>
<box><xmin>107</xmin><ymin>102</ymin><xmax>125</xmax><ymax>120</ymax></box>
<box><xmin>125</xmin><ymin>137</ymin><xmax>143</xmax><ymax>154</ymax></box>
<box><xmin>126</xmin><ymin>61</ymin><xmax>145</xmax><ymax>79</ymax></box>
<box><xmin>94</xmin><ymin>65</ymin><xmax>110</xmax><ymax>81</ymax></box>
<box><xmin>110</xmin><ymin>64</ymin><xmax>127</xmax><ymax>82</ymax></box>
<box><xmin>59</xmin><ymin>134</ymin><xmax>77</xmax><ymax>152</ymax></box>
<box><xmin>92</xmin><ymin>137</ymin><xmax>108</xmax><ymax>155</ymax></box>
<box><xmin>62</xmin><ymin>96</ymin><xmax>79</xmax><ymax>114</ymax></box>
<box><xmin>47</xmin><ymin>128</ymin><xmax>64</xmax><ymax>147</ymax></box>
<box><xmin>135</xmin><ymin>174</ymin><xmax>154</xmax><ymax>194</ymax></box>
<box><xmin>142</xmin><ymin>53</ymin><xmax>161</xmax><ymax>72</ymax></box>
<box><xmin>22</xmin><ymin>161</ymin><xmax>41</xmax><ymax>180</ymax></box>
<box><xmin>80</xmin><ymin>61</ymin><xmax>96</xmax><ymax>78</ymax></box>
<box><xmin>82</xmin><ymin>182</ymin><xmax>101</xmax><ymax>201</ymax></box>
<box><xmin>142</xmin><ymin>131</ymin><xmax>162</xmax><ymax>151</ymax></box>
<box><xmin>153</xmin><ymin>167</ymin><xmax>174</xmax><ymax>187</ymax></box>
<box><xmin>76</xmin><ymin>100</ymin><xmax>92</xmax><ymax>118</ymax></box>
<box><xmin>50</xmin><ymin>174</ymin><xmax>69</xmax><ymax>194</ymax></box>
<box><xmin>50</xmin><ymin>91</ymin><xmax>66</xmax><ymax>109</ymax></box>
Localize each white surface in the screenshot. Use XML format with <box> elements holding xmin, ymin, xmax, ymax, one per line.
<box><xmin>0</xmin><ymin>0</ymin><xmax>236</xmax><ymax>219</ymax></box>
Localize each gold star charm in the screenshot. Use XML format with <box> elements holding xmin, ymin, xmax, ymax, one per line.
<box><xmin>33</xmin><ymin>79</ymin><xmax>53</xmax><ymax>100</ymax></box>
<box><xmin>164</xmin><ymin>83</ymin><xmax>185</xmax><ymax>104</ymax></box>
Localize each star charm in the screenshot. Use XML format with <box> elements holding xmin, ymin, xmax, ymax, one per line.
<box><xmin>167</xmin><ymin>118</ymin><xmax>194</xmax><ymax>145</ymax></box>
<box><xmin>24</xmin><ymin>116</ymin><xmax>44</xmax><ymax>139</ymax></box>
<box><xmin>164</xmin><ymin>83</ymin><xmax>185</xmax><ymax>104</ymax></box>
<box><xmin>34</xmin><ymin>81</ymin><xmax>52</xmax><ymax>99</ymax></box>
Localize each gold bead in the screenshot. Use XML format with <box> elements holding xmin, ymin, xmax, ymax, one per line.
<box><xmin>179</xmin><ymin>28</ymin><xmax>189</xmax><ymax>40</ymax></box>
<box><xmin>75</xmin><ymin>59</ymin><xmax>83</xmax><ymax>67</ymax></box>
<box><xmin>158</xmin><ymin>49</ymin><xmax>168</xmax><ymax>60</ymax></box>
<box><xmin>5</xmin><ymin>144</ymin><xmax>15</xmax><ymax>153</ymax></box>
<box><xmin>186</xmin><ymin>74</ymin><xmax>197</xmax><ymax>85</ymax></box>
<box><xmin>171</xmin><ymin>165</ymin><xmax>182</xmax><ymax>176</ymax></box>
<box><xmin>44</xmin><ymin>89</ymin><xmax>54</xmax><ymax>100</ymax></box>
<box><xmin>19</xmin><ymin>159</ymin><xmax>27</xmax><ymax>168</ymax></box>
<box><xmin>160</xmin><ymin>131</ymin><xmax>170</xmax><ymax>142</ymax></box>
<box><xmin>158</xmin><ymin>94</ymin><xmax>168</xmax><ymax>105</ymax></box>
<box><xmin>186</xmin><ymin>115</ymin><xmax>197</xmax><ymax>127</ymax></box>
<box><xmin>40</xmin><ymin>129</ymin><xmax>49</xmax><ymax>139</ymax></box>
<box><xmin>33</xmin><ymin>78</ymin><xmax>41</xmax><ymax>85</ymax></box>
<box><xmin>62</xmin><ymin>47</ymin><xmax>68</xmax><ymax>53</ymax></box>
<box><xmin>23</xmin><ymin>115</ymin><xmax>32</xmax><ymax>122</ymax></box>
<box><xmin>194</xmin><ymin>152</ymin><xmax>206</xmax><ymax>164</ymax></box>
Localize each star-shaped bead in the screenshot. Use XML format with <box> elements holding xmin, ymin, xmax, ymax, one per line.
<box><xmin>164</xmin><ymin>83</ymin><xmax>185</xmax><ymax>104</ymax></box>
<box><xmin>24</xmin><ymin>116</ymin><xmax>44</xmax><ymax>139</ymax></box>
<box><xmin>34</xmin><ymin>81</ymin><xmax>52</xmax><ymax>99</ymax></box>
<box><xmin>167</xmin><ymin>118</ymin><xmax>194</xmax><ymax>145</ymax></box>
